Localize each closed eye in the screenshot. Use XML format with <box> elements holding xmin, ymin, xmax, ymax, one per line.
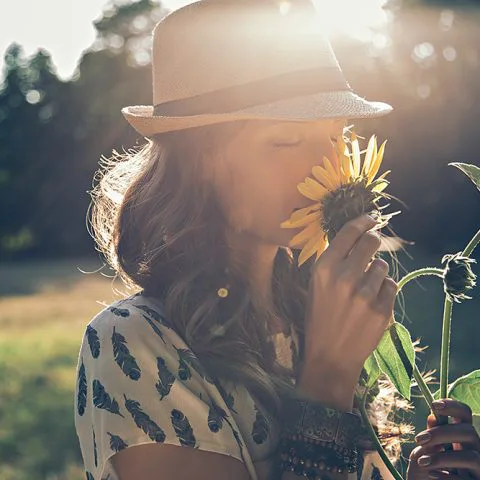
<box><xmin>272</xmin><ymin>140</ymin><xmax>302</xmax><ymax>148</ymax></box>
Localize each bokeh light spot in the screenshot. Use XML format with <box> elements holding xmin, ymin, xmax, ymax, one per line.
<box><xmin>25</xmin><ymin>90</ymin><xmax>42</xmax><ymax>105</ymax></box>
<box><xmin>443</xmin><ymin>46</ymin><xmax>457</xmax><ymax>62</ymax></box>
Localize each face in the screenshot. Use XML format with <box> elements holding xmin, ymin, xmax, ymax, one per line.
<box><xmin>207</xmin><ymin>119</ymin><xmax>345</xmax><ymax>250</ymax></box>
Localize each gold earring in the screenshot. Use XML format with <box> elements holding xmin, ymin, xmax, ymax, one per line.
<box><xmin>217</xmin><ymin>287</ymin><xmax>229</xmax><ymax>298</ymax></box>
<box><xmin>217</xmin><ymin>267</ymin><xmax>230</xmax><ymax>298</ymax></box>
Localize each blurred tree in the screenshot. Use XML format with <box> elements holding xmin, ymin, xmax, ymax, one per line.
<box><xmin>0</xmin><ymin>1</ymin><xmax>166</xmax><ymax>259</ymax></box>
<box><xmin>0</xmin><ymin>0</ymin><xmax>479</xmax><ymax>260</ymax></box>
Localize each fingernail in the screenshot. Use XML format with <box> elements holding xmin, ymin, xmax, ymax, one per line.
<box><xmin>418</xmin><ymin>455</ymin><xmax>432</xmax><ymax>467</ymax></box>
<box><xmin>415</xmin><ymin>431</ymin><xmax>432</xmax><ymax>445</ymax></box>
<box><xmin>429</xmin><ymin>473</ymin><xmax>441</xmax><ymax>479</ymax></box>
<box><xmin>432</xmin><ymin>400</ymin><xmax>446</xmax><ymax>410</ymax></box>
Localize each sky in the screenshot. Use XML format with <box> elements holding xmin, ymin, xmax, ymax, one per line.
<box><xmin>0</xmin><ymin>0</ymin><xmax>186</xmax><ymax>81</ymax></box>
<box><xmin>0</xmin><ymin>0</ymin><xmax>387</xmax><ymax>82</ymax></box>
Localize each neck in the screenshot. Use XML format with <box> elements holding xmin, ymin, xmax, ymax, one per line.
<box><xmin>226</xmin><ymin>229</ymin><xmax>278</xmax><ymax>311</ymax></box>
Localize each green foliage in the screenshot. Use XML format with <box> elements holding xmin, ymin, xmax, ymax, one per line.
<box><xmin>0</xmin><ymin>353</ymin><xmax>83</xmax><ymax>480</ymax></box>
<box><xmin>449</xmin><ymin>163</ymin><xmax>480</xmax><ymax>192</ymax></box>
<box><xmin>433</xmin><ymin>370</ymin><xmax>480</xmax><ymax>413</ymax></box>
<box><xmin>363</xmin><ymin>353</ymin><xmax>382</xmax><ymax>389</ymax></box>
<box><xmin>374</xmin><ymin>322</ymin><xmax>415</xmax><ymax>400</ymax></box>
<box><xmin>0</xmin><ymin>0</ymin><xmax>163</xmax><ymax>260</ymax></box>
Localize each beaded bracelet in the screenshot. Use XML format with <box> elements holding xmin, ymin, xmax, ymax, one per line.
<box><xmin>279</xmin><ymin>397</ymin><xmax>364</xmax><ymax>478</ymax></box>
<box><xmin>279</xmin><ymin>432</ymin><xmax>359</xmax><ymax>478</ymax></box>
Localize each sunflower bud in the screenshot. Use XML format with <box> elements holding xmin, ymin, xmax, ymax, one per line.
<box><xmin>441</xmin><ymin>252</ymin><xmax>477</xmax><ymax>303</ymax></box>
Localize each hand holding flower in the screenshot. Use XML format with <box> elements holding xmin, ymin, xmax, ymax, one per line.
<box><xmin>407</xmin><ymin>399</ymin><xmax>480</xmax><ymax>480</ymax></box>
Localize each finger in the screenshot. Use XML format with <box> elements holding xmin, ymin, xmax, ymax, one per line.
<box><xmin>427</xmin><ymin>470</ymin><xmax>475</xmax><ymax>480</ymax></box>
<box><xmin>376</xmin><ymin>276</ymin><xmax>399</xmax><ymax>318</ymax></box>
<box><xmin>343</xmin><ymin>231</ymin><xmax>382</xmax><ymax>279</ymax></box>
<box><xmin>432</xmin><ymin>400</ymin><xmax>473</xmax><ymax>424</ymax></box>
<box><xmin>410</xmin><ymin>442</ymin><xmax>446</xmax><ymax>461</ymax></box>
<box><xmin>322</xmin><ymin>214</ymin><xmax>378</xmax><ymax>265</ymax></box>
<box><xmin>416</xmin><ymin>450</ymin><xmax>480</xmax><ymax>477</ymax></box>
<box><xmin>415</xmin><ymin>423</ymin><xmax>480</xmax><ymax>450</ymax></box>
<box><xmin>355</xmin><ymin>258</ymin><xmax>390</xmax><ymax>299</ymax></box>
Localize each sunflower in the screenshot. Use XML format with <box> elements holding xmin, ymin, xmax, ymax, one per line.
<box><xmin>281</xmin><ymin>131</ymin><xmax>399</xmax><ymax>266</ymax></box>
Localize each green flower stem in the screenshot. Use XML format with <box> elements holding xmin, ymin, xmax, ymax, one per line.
<box><xmin>439</xmin><ymin>227</ymin><xmax>480</xmax><ymax>403</ymax></box>
<box><xmin>462</xmin><ymin>228</ymin><xmax>480</xmax><ymax>257</ymax></box>
<box><xmin>440</xmin><ymin>297</ymin><xmax>453</xmax><ymax>400</ymax></box>
<box><xmin>358</xmin><ymin>394</ymin><xmax>404</xmax><ymax>480</ymax></box>
<box><xmin>397</xmin><ymin>268</ymin><xmax>444</xmax><ymax>291</ymax></box>
<box><xmin>395</xmin><ymin>269</ymin><xmax>443</xmax><ymax>416</ymax></box>
<box><xmin>412</xmin><ymin>364</ymin><xmax>435</xmax><ymax>409</ymax></box>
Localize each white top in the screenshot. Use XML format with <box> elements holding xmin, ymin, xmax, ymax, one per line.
<box><xmin>74</xmin><ymin>293</ymin><xmax>394</xmax><ymax>480</ymax></box>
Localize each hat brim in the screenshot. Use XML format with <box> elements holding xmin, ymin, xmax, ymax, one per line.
<box><xmin>122</xmin><ymin>90</ymin><xmax>392</xmax><ymax>137</ymax></box>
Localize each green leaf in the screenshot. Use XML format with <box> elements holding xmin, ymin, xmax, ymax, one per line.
<box><xmin>473</xmin><ymin>415</ymin><xmax>480</xmax><ymax>436</ymax></box>
<box><xmin>449</xmin><ymin>163</ymin><xmax>480</xmax><ymax>192</ymax></box>
<box><xmin>447</xmin><ymin>370</ymin><xmax>480</xmax><ymax>414</ymax></box>
<box><xmin>373</xmin><ymin>322</ymin><xmax>415</xmax><ymax>400</ymax></box>
<box><xmin>432</xmin><ymin>370</ymin><xmax>480</xmax><ymax>414</ymax></box>
<box><xmin>364</xmin><ymin>353</ymin><xmax>381</xmax><ymax>389</ymax></box>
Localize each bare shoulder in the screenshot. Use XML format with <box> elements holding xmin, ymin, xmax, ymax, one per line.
<box><xmin>111</xmin><ymin>442</ymin><xmax>251</xmax><ymax>480</ymax></box>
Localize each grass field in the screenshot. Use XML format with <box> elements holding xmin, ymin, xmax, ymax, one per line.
<box><xmin>0</xmin><ymin>251</ymin><xmax>478</xmax><ymax>480</ymax></box>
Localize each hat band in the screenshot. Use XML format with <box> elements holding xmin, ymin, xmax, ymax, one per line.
<box><xmin>153</xmin><ymin>67</ymin><xmax>350</xmax><ymax>117</ymax></box>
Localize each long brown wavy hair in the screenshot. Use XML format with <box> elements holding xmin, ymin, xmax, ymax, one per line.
<box><xmin>90</xmin><ymin>121</ymin><xmax>414</xmax><ymax>464</ymax></box>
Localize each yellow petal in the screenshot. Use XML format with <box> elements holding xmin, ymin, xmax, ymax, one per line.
<box><xmin>340</xmin><ymin>154</ymin><xmax>352</xmax><ymax>181</ymax></box>
<box><xmin>298</xmin><ymin>230</ymin><xmax>326</xmax><ymax>266</ymax></box>
<box><xmin>312</xmin><ymin>166</ymin><xmax>337</xmax><ymax>191</ymax></box>
<box><xmin>297</xmin><ymin>182</ymin><xmax>323</xmax><ymax>201</ymax></box>
<box><xmin>289</xmin><ymin>203</ymin><xmax>321</xmax><ymax>222</ymax></box>
<box><xmin>315</xmin><ymin>236</ymin><xmax>329</xmax><ymax>261</ymax></box>
<box><xmin>304</xmin><ymin>177</ymin><xmax>329</xmax><ymax>197</ymax></box>
<box><xmin>351</xmin><ymin>132</ymin><xmax>361</xmax><ymax>178</ymax></box>
<box><xmin>322</xmin><ymin>156</ymin><xmax>341</xmax><ymax>185</ymax></box>
<box><xmin>289</xmin><ymin>221</ymin><xmax>321</xmax><ymax>247</ymax></box>
<box><xmin>336</xmin><ymin>136</ymin><xmax>350</xmax><ymax>165</ymax></box>
<box><xmin>368</xmin><ymin>140</ymin><xmax>387</xmax><ymax>184</ymax></box>
<box><xmin>372</xmin><ymin>181</ymin><xmax>388</xmax><ymax>193</ymax></box>
<box><xmin>281</xmin><ymin>210</ymin><xmax>321</xmax><ymax>229</ymax></box>
<box><xmin>361</xmin><ymin>135</ymin><xmax>377</xmax><ymax>178</ymax></box>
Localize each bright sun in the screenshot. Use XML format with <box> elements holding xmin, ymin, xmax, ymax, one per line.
<box><xmin>311</xmin><ymin>0</ymin><xmax>389</xmax><ymax>40</ymax></box>
<box><xmin>164</xmin><ymin>0</ymin><xmax>389</xmax><ymax>42</ymax></box>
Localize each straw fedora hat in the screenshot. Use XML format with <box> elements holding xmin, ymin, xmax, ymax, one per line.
<box><xmin>122</xmin><ymin>0</ymin><xmax>392</xmax><ymax>137</ymax></box>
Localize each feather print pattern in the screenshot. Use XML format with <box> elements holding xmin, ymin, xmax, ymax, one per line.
<box><xmin>93</xmin><ymin>428</ymin><xmax>98</xmax><ymax>467</ymax></box>
<box><xmin>135</xmin><ymin>304</ymin><xmax>171</xmax><ymax>328</ymax></box>
<box><xmin>77</xmin><ymin>359</ymin><xmax>87</xmax><ymax>416</ymax></box>
<box><xmin>86</xmin><ymin>325</ymin><xmax>100</xmax><ymax>358</ymax></box>
<box><xmin>251</xmin><ymin>404</ymin><xmax>269</xmax><ymax>445</ymax></box>
<box><xmin>142</xmin><ymin>314</ymin><xmax>166</xmax><ymax>344</ymax></box>
<box><xmin>171</xmin><ymin>409</ymin><xmax>196</xmax><ymax>447</ymax></box>
<box><xmin>371</xmin><ymin>465</ymin><xmax>383</xmax><ymax>480</ymax></box>
<box><xmin>155</xmin><ymin>356</ymin><xmax>175</xmax><ymax>400</ymax></box>
<box><xmin>207</xmin><ymin>401</ymin><xmax>228</xmax><ymax>433</ymax></box>
<box><xmin>357</xmin><ymin>451</ymin><xmax>365</xmax><ymax>480</ymax></box>
<box><xmin>76</xmin><ymin>295</ymin><xmax>272</xmax><ymax>480</ymax></box>
<box><xmin>124</xmin><ymin>395</ymin><xmax>166</xmax><ymax>443</ymax></box>
<box><xmin>111</xmin><ymin>327</ymin><xmax>141</xmax><ymax>380</ymax></box>
<box><xmin>215</xmin><ymin>381</ymin><xmax>237</xmax><ymax>414</ymax></box>
<box><xmin>107</xmin><ymin>432</ymin><xmax>128</xmax><ymax>452</ymax></box>
<box><xmin>109</xmin><ymin>307</ymin><xmax>130</xmax><ymax>317</ymax></box>
<box><xmin>92</xmin><ymin>379</ymin><xmax>124</xmax><ymax>417</ymax></box>
<box><xmin>175</xmin><ymin>347</ymin><xmax>215</xmax><ymax>384</ymax></box>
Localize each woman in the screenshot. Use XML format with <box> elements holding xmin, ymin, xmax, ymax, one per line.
<box><xmin>74</xmin><ymin>1</ymin><xmax>480</xmax><ymax>480</ymax></box>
